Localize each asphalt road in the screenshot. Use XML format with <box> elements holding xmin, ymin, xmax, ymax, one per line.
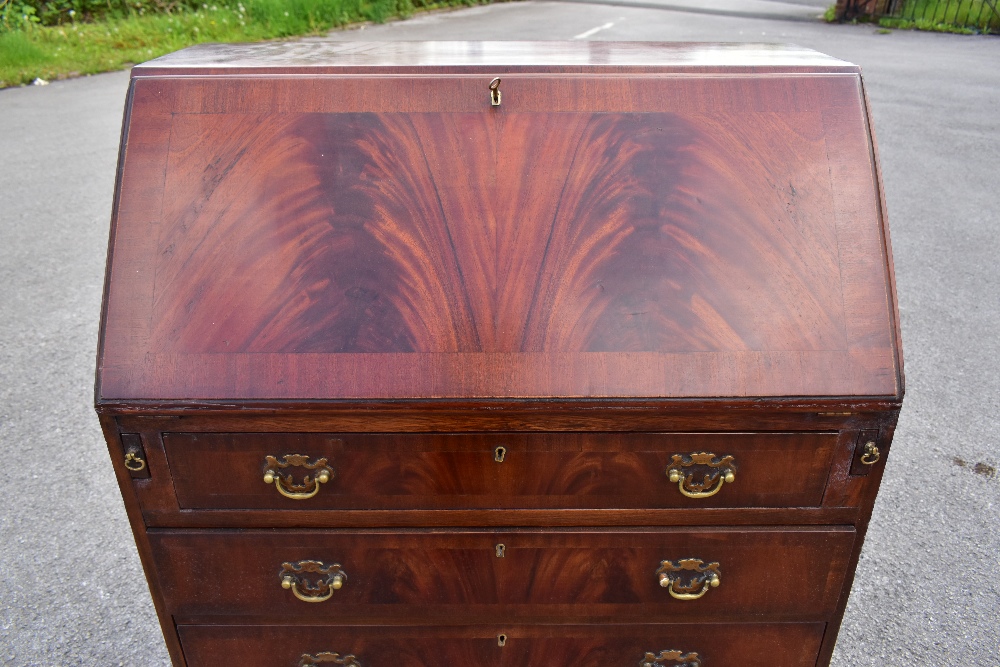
<box><xmin>1</xmin><ymin>1</ymin><xmax>998</xmax><ymax>665</ymax></box>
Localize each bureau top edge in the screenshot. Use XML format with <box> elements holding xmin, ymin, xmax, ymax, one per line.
<box><xmin>130</xmin><ymin>41</ymin><xmax>861</xmax><ymax>77</ymax></box>
<box><xmin>94</xmin><ymin>395</ymin><xmax>904</xmax><ymax>416</ymax></box>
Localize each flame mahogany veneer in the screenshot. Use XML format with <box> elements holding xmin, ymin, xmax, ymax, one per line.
<box><xmin>96</xmin><ymin>42</ymin><xmax>903</xmax><ymax>667</ymax></box>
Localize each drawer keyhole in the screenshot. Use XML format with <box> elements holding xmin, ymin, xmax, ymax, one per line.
<box><xmin>497</xmin><ymin>633</ymin><xmax>507</xmax><ymax>647</ymax></box>
<box><xmin>495</xmin><ymin>543</ymin><xmax>505</xmax><ymax>558</ymax></box>
<box><xmin>494</xmin><ymin>446</ymin><xmax>507</xmax><ymax>463</ymax></box>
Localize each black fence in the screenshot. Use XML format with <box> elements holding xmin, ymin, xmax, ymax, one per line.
<box><xmin>841</xmin><ymin>0</ymin><xmax>1000</xmax><ymax>31</ymax></box>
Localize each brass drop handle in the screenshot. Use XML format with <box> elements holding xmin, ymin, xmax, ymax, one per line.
<box><xmin>666</xmin><ymin>452</ymin><xmax>736</xmax><ymax>499</ymax></box>
<box><xmin>123</xmin><ymin>451</ymin><xmax>146</xmax><ymax>472</ymax></box>
<box><xmin>658</xmin><ymin>571</ymin><xmax>719</xmax><ymax>600</ymax></box>
<box><xmin>299</xmin><ymin>652</ymin><xmax>361</xmax><ymax>666</ymax></box>
<box><xmin>263</xmin><ymin>454</ymin><xmax>333</xmax><ymax>500</ymax></box>
<box><xmin>655</xmin><ymin>558</ymin><xmax>721</xmax><ymax>601</ymax></box>
<box><xmin>860</xmin><ymin>441</ymin><xmax>880</xmax><ymax>465</ymax></box>
<box><xmin>282</xmin><ymin>573</ymin><xmax>343</xmax><ymax>602</ymax></box>
<box><xmin>280</xmin><ymin>560</ymin><xmax>346</xmax><ymax>603</ymax></box>
<box><xmin>668</xmin><ymin>466</ymin><xmax>733</xmax><ymax>498</ymax></box>
<box><xmin>265</xmin><ymin>467</ymin><xmax>331</xmax><ymax>499</ymax></box>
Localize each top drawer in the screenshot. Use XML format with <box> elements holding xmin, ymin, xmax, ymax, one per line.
<box><xmin>162</xmin><ymin>432</ymin><xmax>836</xmax><ymax>511</ymax></box>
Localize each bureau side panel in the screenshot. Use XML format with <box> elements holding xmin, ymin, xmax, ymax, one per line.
<box><xmin>98</xmin><ymin>415</ymin><xmax>187</xmax><ymax>667</ymax></box>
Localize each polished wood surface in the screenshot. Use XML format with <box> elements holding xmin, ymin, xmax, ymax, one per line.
<box><xmin>162</xmin><ymin>431</ymin><xmax>837</xmax><ymax>510</ymax></box>
<box><xmin>98</xmin><ymin>67</ymin><xmax>899</xmax><ymax>402</ymax></box>
<box><xmin>149</xmin><ymin>528</ymin><xmax>853</xmax><ymax>621</ymax></box>
<box><xmin>177</xmin><ymin>622</ymin><xmax>826</xmax><ymax>667</ymax></box>
<box><xmin>134</xmin><ymin>41</ymin><xmax>858</xmax><ymax>76</ymax></box>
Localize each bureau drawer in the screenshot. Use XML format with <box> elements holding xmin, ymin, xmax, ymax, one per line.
<box><xmin>151</xmin><ymin>527</ymin><xmax>853</xmax><ymax>621</ymax></box>
<box><xmin>177</xmin><ymin>622</ymin><xmax>826</xmax><ymax>667</ymax></box>
<box><xmin>162</xmin><ymin>432</ymin><xmax>837</xmax><ymax>510</ymax></box>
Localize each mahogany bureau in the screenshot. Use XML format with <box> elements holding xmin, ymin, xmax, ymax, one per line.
<box><xmin>96</xmin><ymin>41</ymin><xmax>904</xmax><ymax>667</ymax></box>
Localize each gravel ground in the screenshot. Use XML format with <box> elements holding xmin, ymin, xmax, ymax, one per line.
<box><xmin>1</xmin><ymin>1</ymin><xmax>998</xmax><ymax>664</ymax></box>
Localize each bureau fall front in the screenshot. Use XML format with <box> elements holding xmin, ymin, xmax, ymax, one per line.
<box><xmin>96</xmin><ymin>41</ymin><xmax>903</xmax><ymax>667</ymax></box>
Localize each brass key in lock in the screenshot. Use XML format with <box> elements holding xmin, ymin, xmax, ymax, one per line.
<box><xmin>489</xmin><ymin>77</ymin><xmax>502</xmax><ymax>106</ymax></box>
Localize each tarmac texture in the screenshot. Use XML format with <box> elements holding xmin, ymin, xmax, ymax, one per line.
<box><xmin>1</xmin><ymin>0</ymin><xmax>998</xmax><ymax>664</ymax></box>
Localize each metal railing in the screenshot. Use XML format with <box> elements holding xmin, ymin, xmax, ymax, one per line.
<box><xmin>842</xmin><ymin>0</ymin><xmax>1000</xmax><ymax>31</ymax></box>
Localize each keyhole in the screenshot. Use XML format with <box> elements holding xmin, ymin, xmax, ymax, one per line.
<box><xmin>497</xmin><ymin>633</ymin><xmax>507</xmax><ymax>647</ymax></box>
<box><xmin>495</xmin><ymin>543</ymin><xmax>505</xmax><ymax>558</ymax></box>
<box><xmin>494</xmin><ymin>446</ymin><xmax>506</xmax><ymax>463</ymax></box>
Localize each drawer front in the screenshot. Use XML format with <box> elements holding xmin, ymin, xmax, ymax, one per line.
<box><xmin>178</xmin><ymin>622</ymin><xmax>826</xmax><ymax>667</ymax></box>
<box><xmin>150</xmin><ymin>527</ymin><xmax>853</xmax><ymax>620</ymax></box>
<box><xmin>163</xmin><ymin>432</ymin><xmax>837</xmax><ymax>510</ymax></box>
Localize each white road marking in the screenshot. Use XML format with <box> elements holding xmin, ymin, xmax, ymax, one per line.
<box><xmin>573</xmin><ymin>21</ymin><xmax>615</xmax><ymax>39</ymax></box>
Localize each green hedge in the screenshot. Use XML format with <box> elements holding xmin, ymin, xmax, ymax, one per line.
<box><xmin>891</xmin><ymin>0</ymin><xmax>1000</xmax><ymax>31</ymax></box>
<box><xmin>0</xmin><ymin>0</ymin><xmax>458</xmax><ymax>31</ymax></box>
<box><xmin>2</xmin><ymin>0</ymin><xmax>196</xmax><ymax>28</ymax></box>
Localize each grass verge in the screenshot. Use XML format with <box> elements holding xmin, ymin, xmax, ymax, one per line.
<box><xmin>1</xmin><ymin>0</ymin><xmax>491</xmax><ymax>88</ymax></box>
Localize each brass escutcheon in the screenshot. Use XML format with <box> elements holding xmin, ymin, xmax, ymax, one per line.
<box><xmin>655</xmin><ymin>558</ymin><xmax>721</xmax><ymax>601</ymax></box>
<box><xmin>123</xmin><ymin>450</ymin><xmax>146</xmax><ymax>472</ymax></box>
<box><xmin>497</xmin><ymin>633</ymin><xmax>507</xmax><ymax>647</ymax></box>
<box><xmin>861</xmin><ymin>441</ymin><xmax>880</xmax><ymax>465</ymax></box>
<box><xmin>666</xmin><ymin>452</ymin><xmax>736</xmax><ymax>498</ymax></box>
<box><xmin>299</xmin><ymin>653</ymin><xmax>361</xmax><ymax>667</ymax></box>
<box><xmin>263</xmin><ymin>454</ymin><xmax>333</xmax><ymax>500</ymax></box>
<box><xmin>280</xmin><ymin>560</ymin><xmax>346</xmax><ymax>603</ymax></box>
<box><xmin>640</xmin><ymin>650</ymin><xmax>702</xmax><ymax>667</ymax></box>
<box><xmin>489</xmin><ymin>77</ymin><xmax>502</xmax><ymax>106</ymax></box>
<box><xmin>495</xmin><ymin>543</ymin><xmax>506</xmax><ymax>558</ymax></box>
<box><xmin>494</xmin><ymin>446</ymin><xmax>507</xmax><ymax>463</ymax></box>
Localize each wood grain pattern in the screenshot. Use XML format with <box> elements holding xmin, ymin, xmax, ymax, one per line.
<box><xmin>148</xmin><ymin>528</ymin><xmax>853</xmax><ymax>621</ymax></box>
<box><xmin>161</xmin><ymin>432</ymin><xmax>838</xmax><ymax>511</ymax></box>
<box><xmin>98</xmin><ymin>69</ymin><xmax>900</xmax><ymax>401</ymax></box>
<box><xmin>177</xmin><ymin>622</ymin><xmax>826</xmax><ymax>667</ymax></box>
<box><xmin>151</xmin><ymin>110</ymin><xmax>844</xmax><ymax>356</ymax></box>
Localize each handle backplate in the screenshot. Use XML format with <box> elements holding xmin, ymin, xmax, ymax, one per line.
<box><xmin>640</xmin><ymin>649</ymin><xmax>702</xmax><ymax>667</ymax></box>
<box><xmin>656</xmin><ymin>558</ymin><xmax>721</xmax><ymax>600</ymax></box>
<box><xmin>280</xmin><ymin>560</ymin><xmax>346</xmax><ymax>602</ymax></box>
<box><xmin>666</xmin><ymin>452</ymin><xmax>736</xmax><ymax>498</ymax></box>
<box><xmin>263</xmin><ymin>454</ymin><xmax>333</xmax><ymax>499</ymax></box>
